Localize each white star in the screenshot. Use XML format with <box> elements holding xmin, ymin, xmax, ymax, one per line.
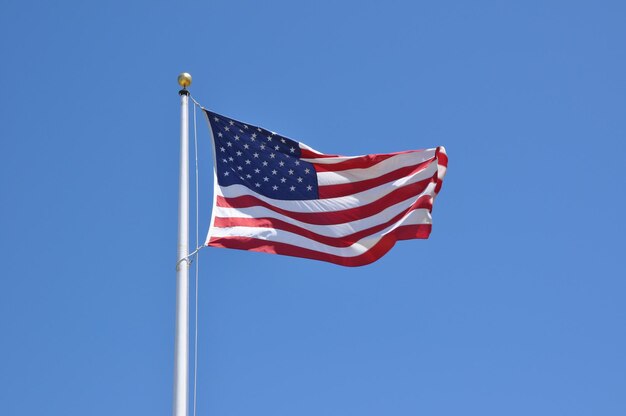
<box><xmin>267</xmin><ymin>136</ymin><xmax>272</xmax><ymax>141</ymax></box>
<box><xmin>272</xmin><ymin>185</ymin><xmax>278</xmax><ymax>191</ymax></box>
<box><xmin>288</xmin><ymin>169</ymin><xmax>294</xmax><ymax>175</ymax></box>
<box><xmin>280</xmin><ymin>177</ymin><xmax>287</xmax><ymax>183</ymax></box>
<box><xmin>220</xmin><ymin>147</ymin><xmax>226</xmax><ymax>152</ymax></box>
<box><xmin>213</xmin><ymin>117</ymin><xmax>219</xmax><ymax>122</ymax></box>
<box><xmin>224</xmin><ymin>171</ymin><xmax>229</xmax><ymax>176</ymax></box>
<box><xmin>269</xmin><ymin>153</ymin><xmax>276</xmax><ymax>158</ymax></box>
<box><xmin>307</xmin><ymin>185</ymin><xmax>313</xmax><ymax>191</ymax></box>
<box><xmin>237</xmin><ymin>166</ymin><xmax>243</xmax><ymax>171</ymax></box>
<box><xmin>224</xmin><ymin>126</ymin><xmax>230</xmax><ymax>131</ymax></box>
<box><xmin>257</xmin><ymin>127</ymin><xmax>262</xmax><ymax>132</ymax></box>
<box><xmin>295</xmin><ymin>161</ymin><xmax>300</xmax><ymax>166</ymax></box>
<box><xmin>229</xmin><ymin>120</ymin><xmax>235</xmax><ymax>126</ymax></box>
<box><xmin>243</xmin><ymin>125</ymin><xmax>249</xmax><ymax>129</ymax></box>
<box><xmin>279</xmin><ymin>161</ymin><xmax>285</xmax><ymax>167</ymax></box>
<box><xmin>297</xmin><ymin>177</ymin><xmax>303</xmax><ymax>183</ymax></box>
<box><xmin>228</xmin><ymin>157</ymin><xmax>234</xmax><ymax>162</ymax></box>
<box><xmin>234</xmin><ymin>135</ymin><xmax>240</xmax><ymax>141</ymax></box>
<box><xmin>243</xmin><ymin>143</ymin><xmax>249</xmax><ymax>149</ymax></box>
<box><xmin>254</xmin><ymin>168</ymin><xmax>260</xmax><ymax>173</ymax></box>
<box><xmin>246</xmin><ymin>174</ymin><xmax>252</xmax><ymax>179</ymax></box>
<box><xmin>245</xmin><ymin>159</ymin><xmax>251</xmax><ymax>165</ymax></box>
<box><xmin>271</xmin><ymin>169</ymin><xmax>278</xmax><ymax>175</ymax></box>
<box><xmin>289</xmin><ymin>147</ymin><xmax>295</xmax><ymax>153</ymax></box>
<box><xmin>260</xmin><ymin>144</ymin><xmax>266</xmax><ymax>150</ymax></box>
<box><xmin>255</xmin><ymin>183</ymin><xmax>261</xmax><ymax>187</ymax></box>
<box><xmin>253</xmin><ymin>152</ymin><xmax>259</xmax><ymax>158</ymax></box>
<box><xmin>251</xmin><ymin>133</ymin><xmax>257</xmax><ymax>139</ymax></box>
<box><xmin>226</xmin><ymin>141</ymin><xmax>232</xmax><ymax>147</ymax></box>
<box><xmin>222</xmin><ymin>158</ymin><xmax>228</xmax><ymax>163</ymax></box>
<box><xmin>274</xmin><ymin>145</ymin><xmax>280</xmax><ymax>150</ymax></box>
<box><xmin>217</xmin><ymin>132</ymin><xmax>223</xmax><ymax>138</ymax></box>
<box><xmin>262</xmin><ymin>161</ymin><xmax>268</xmax><ymax>166</ymax></box>
<box><xmin>281</xmin><ymin>138</ymin><xmax>286</xmax><ymax>143</ymax></box>
<box><xmin>263</xmin><ymin>176</ymin><xmax>269</xmax><ymax>182</ymax></box>
<box><xmin>290</xmin><ymin>186</ymin><xmax>296</xmax><ymax>191</ymax></box>
<box><xmin>236</xmin><ymin>151</ymin><xmax>242</xmax><ymax>156</ymax></box>
<box><xmin>304</xmin><ymin>168</ymin><xmax>310</xmax><ymax>174</ymax></box>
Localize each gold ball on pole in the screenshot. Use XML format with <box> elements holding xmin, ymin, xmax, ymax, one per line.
<box><xmin>177</xmin><ymin>72</ymin><xmax>192</xmax><ymax>88</ymax></box>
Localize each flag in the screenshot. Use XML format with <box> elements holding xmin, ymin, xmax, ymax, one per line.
<box><xmin>204</xmin><ymin>110</ymin><xmax>448</xmax><ymax>267</ymax></box>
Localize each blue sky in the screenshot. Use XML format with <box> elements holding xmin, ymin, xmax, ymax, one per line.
<box><xmin>1</xmin><ymin>1</ymin><xmax>625</xmax><ymax>415</ymax></box>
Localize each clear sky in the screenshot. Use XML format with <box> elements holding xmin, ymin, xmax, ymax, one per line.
<box><xmin>1</xmin><ymin>1</ymin><xmax>625</xmax><ymax>415</ymax></box>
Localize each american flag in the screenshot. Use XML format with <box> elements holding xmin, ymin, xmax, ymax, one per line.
<box><xmin>204</xmin><ymin>110</ymin><xmax>447</xmax><ymax>267</ymax></box>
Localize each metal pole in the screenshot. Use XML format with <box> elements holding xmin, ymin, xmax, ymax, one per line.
<box><xmin>173</xmin><ymin>72</ymin><xmax>192</xmax><ymax>416</ymax></box>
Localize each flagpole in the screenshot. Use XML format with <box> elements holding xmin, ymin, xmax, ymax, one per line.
<box><xmin>173</xmin><ymin>72</ymin><xmax>192</xmax><ymax>416</ymax></box>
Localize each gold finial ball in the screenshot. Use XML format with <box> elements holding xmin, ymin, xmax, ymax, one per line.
<box><xmin>178</xmin><ymin>72</ymin><xmax>192</xmax><ymax>88</ymax></box>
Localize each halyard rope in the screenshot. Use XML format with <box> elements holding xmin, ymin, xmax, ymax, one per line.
<box><xmin>190</xmin><ymin>95</ymin><xmax>203</xmax><ymax>109</ymax></box>
<box><xmin>175</xmin><ymin>245</ymin><xmax>204</xmax><ymax>270</ymax></box>
<box><xmin>192</xmin><ymin>100</ymin><xmax>200</xmax><ymax>416</ymax></box>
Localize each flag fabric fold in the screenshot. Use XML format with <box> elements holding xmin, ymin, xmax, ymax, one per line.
<box><xmin>204</xmin><ymin>110</ymin><xmax>447</xmax><ymax>267</ymax></box>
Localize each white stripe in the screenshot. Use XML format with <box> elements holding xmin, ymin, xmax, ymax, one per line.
<box><xmin>217</xmin><ymin>163</ymin><xmax>439</xmax><ymax>213</ymax></box>
<box><xmin>209</xmin><ymin>209</ymin><xmax>429</xmax><ymax>258</ymax></box>
<box><xmin>438</xmin><ymin>164</ymin><xmax>447</xmax><ymax>181</ymax></box>
<box><xmin>302</xmin><ymin>155</ymin><xmax>363</xmax><ymax>163</ymax></box>
<box><xmin>317</xmin><ymin>150</ymin><xmax>437</xmax><ymax>186</ymax></box>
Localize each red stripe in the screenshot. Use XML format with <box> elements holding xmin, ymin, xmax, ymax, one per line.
<box><xmin>299</xmin><ymin>147</ymin><xmax>338</xmax><ymax>159</ymax></box>
<box><xmin>436</xmin><ymin>147</ymin><xmax>448</xmax><ymax>167</ymax></box>
<box><xmin>318</xmin><ymin>158</ymin><xmax>435</xmax><ymax>199</ymax></box>
<box><xmin>435</xmin><ymin>178</ymin><xmax>443</xmax><ymax>194</ymax></box>
<box><xmin>311</xmin><ymin>150</ymin><xmax>423</xmax><ymax>172</ymax></box>
<box><xmin>434</xmin><ymin>147</ymin><xmax>447</xmax><ymax>194</ymax></box>
<box><xmin>213</xmin><ymin>195</ymin><xmax>433</xmax><ymax>248</ymax></box>
<box><xmin>217</xmin><ymin>175</ymin><xmax>437</xmax><ymax>225</ymax></box>
<box><xmin>208</xmin><ymin>224</ymin><xmax>432</xmax><ymax>267</ymax></box>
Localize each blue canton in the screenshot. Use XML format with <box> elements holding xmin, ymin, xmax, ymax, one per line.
<box><xmin>206</xmin><ymin>110</ymin><xmax>319</xmax><ymax>200</ymax></box>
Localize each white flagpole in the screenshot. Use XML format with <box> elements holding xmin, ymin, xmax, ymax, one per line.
<box><xmin>173</xmin><ymin>72</ymin><xmax>192</xmax><ymax>416</ymax></box>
